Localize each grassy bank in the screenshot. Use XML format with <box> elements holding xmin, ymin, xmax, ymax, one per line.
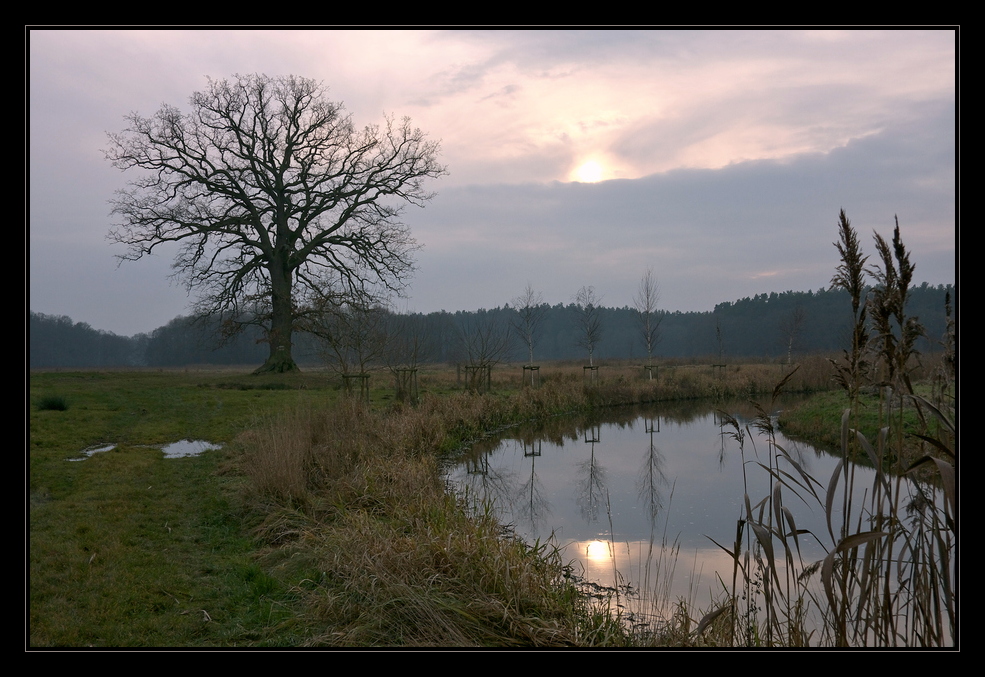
<box><xmin>238</xmin><ymin>399</ymin><xmax>622</xmax><ymax>646</ymax></box>
<box><xmin>778</xmin><ymin>388</ymin><xmax>925</xmax><ymax>461</ymax></box>
<box><xmin>229</xmin><ymin>359</ymin><xmax>842</xmax><ymax>646</ymax></box>
<box><xmin>29</xmin><ymin>356</ymin><xmax>953</xmax><ymax>647</ymax></box>
<box><xmin>30</xmin><ymin>361</ymin><xmax>826</xmax><ymax>647</ymax></box>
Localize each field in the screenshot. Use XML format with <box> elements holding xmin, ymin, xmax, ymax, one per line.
<box><xmin>28</xmin><ymin>357</ymin><xmax>955</xmax><ymax>647</ymax></box>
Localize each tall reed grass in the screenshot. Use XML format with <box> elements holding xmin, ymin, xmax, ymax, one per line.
<box><xmin>683</xmin><ymin>212</ymin><xmax>956</xmax><ymax>648</ymax></box>
<box><xmin>697</xmin><ymin>386</ymin><xmax>954</xmax><ymax>647</ymax></box>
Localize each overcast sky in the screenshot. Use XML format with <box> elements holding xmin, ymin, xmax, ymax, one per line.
<box><xmin>28</xmin><ymin>29</ymin><xmax>957</xmax><ymax>337</ymax></box>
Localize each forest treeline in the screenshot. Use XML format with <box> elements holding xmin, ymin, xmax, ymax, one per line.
<box><xmin>29</xmin><ymin>283</ymin><xmax>954</xmax><ymax>369</ymax></box>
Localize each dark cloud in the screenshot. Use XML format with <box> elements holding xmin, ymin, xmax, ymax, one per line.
<box><xmin>403</xmin><ymin>102</ymin><xmax>955</xmax><ymax>314</ymax></box>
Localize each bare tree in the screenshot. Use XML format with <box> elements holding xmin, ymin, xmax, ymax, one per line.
<box><xmin>457</xmin><ymin>310</ymin><xmax>514</xmax><ymax>391</ymax></box>
<box><xmin>383</xmin><ymin>312</ymin><xmax>435</xmax><ymax>403</ymax></box>
<box><xmin>576</xmin><ymin>443</ymin><xmax>607</xmax><ymax>523</ymax></box>
<box><xmin>383</xmin><ymin>312</ymin><xmax>435</xmax><ymax>371</ymax></box>
<box><xmin>574</xmin><ymin>286</ymin><xmax>604</xmax><ymax>367</ymax></box>
<box><xmin>714</xmin><ymin>314</ymin><xmax>727</xmax><ymax>363</ymax></box>
<box><xmin>633</xmin><ymin>268</ymin><xmax>662</xmax><ymax>369</ymax></box>
<box><xmin>105</xmin><ymin>74</ymin><xmax>445</xmax><ymax>373</ymax></box>
<box><xmin>778</xmin><ymin>305</ymin><xmax>807</xmax><ymax>365</ymax></box>
<box><xmin>308</xmin><ymin>301</ymin><xmax>388</xmax><ymax>377</ymax></box>
<box><xmin>511</xmin><ymin>283</ymin><xmax>547</xmax><ymax>366</ymax></box>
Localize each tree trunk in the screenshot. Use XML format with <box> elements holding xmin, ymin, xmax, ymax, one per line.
<box><xmin>254</xmin><ymin>253</ymin><xmax>299</xmax><ymax>374</ymax></box>
<box><xmin>255</xmin><ymin>337</ymin><xmax>297</xmax><ymax>373</ymax></box>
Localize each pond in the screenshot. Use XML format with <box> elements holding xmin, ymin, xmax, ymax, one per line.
<box><xmin>446</xmin><ymin>396</ymin><xmax>883</xmax><ymax>629</ymax></box>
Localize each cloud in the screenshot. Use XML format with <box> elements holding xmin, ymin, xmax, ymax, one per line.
<box><xmin>404</xmin><ymin>101</ymin><xmax>955</xmax><ymax>314</ymax></box>
<box><xmin>28</xmin><ymin>29</ymin><xmax>955</xmax><ymax>336</ymax></box>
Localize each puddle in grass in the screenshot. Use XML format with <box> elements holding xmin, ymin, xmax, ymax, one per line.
<box><xmin>161</xmin><ymin>439</ymin><xmax>221</xmax><ymax>458</ymax></box>
<box><xmin>69</xmin><ymin>440</ymin><xmax>221</xmax><ymax>460</ymax></box>
<box><xmin>69</xmin><ymin>443</ymin><xmax>117</xmax><ymax>460</ymax></box>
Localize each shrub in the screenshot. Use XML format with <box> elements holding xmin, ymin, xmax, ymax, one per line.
<box><xmin>37</xmin><ymin>395</ymin><xmax>68</xmax><ymax>411</ymax></box>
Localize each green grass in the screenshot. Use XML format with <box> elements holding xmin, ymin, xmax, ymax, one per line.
<box><xmin>31</xmin><ymin>448</ymin><xmax>290</xmax><ymax>646</ymax></box>
<box><xmin>778</xmin><ymin>387</ymin><xmax>933</xmax><ymax>465</ymax></box>
<box><xmin>29</xmin><ymin>369</ymin><xmax>345</xmax><ymax>647</ymax></box>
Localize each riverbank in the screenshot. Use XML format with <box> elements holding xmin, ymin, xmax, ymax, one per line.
<box><xmin>777</xmin><ymin>383</ymin><xmax>953</xmax><ymax>470</ymax></box>
<box><xmin>29</xmin><ymin>358</ymin><xmax>953</xmax><ymax>647</ymax></box>
<box><xmin>229</xmin><ymin>360</ymin><xmax>840</xmax><ymax>647</ymax></box>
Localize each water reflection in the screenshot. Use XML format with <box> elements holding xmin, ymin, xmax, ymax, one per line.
<box><xmin>67</xmin><ymin>440</ymin><xmax>221</xmax><ymax>461</ymax></box>
<box><xmin>637</xmin><ymin>416</ymin><xmax>668</xmax><ymax>526</ymax></box>
<box><xmin>576</xmin><ymin>425</ymin><xmax>606</xmax><ymax>524</ymax></box>
<box><xmin>447</xmin><ymin>396</ymin><xmax>856</xmax><ymax>616</ymax></box>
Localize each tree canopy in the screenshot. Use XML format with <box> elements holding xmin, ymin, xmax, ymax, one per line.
<box><xmin>105</xmin><ymin>74</ymin><xmax>445</xmax><ymax>373</ymax></box>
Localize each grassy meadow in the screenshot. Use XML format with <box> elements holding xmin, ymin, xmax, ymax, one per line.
<box><xmin>29</xmin><ymin>355</ymin><xmax>954</xmax><ymax>647</ymax></box>
<box><xmin>29</xmin><ymin>368</ymin><xmax>339</xmax><ymax>646</ymax></box>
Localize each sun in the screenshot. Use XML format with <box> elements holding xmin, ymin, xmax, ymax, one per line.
<box><xmin>573</xmin><ymin>160</ymin><xmax>605</xmax><ymax>183</ymax></box>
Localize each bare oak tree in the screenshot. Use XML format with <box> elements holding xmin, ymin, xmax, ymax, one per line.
<box><xmin>105</xmin><ymin>74</ymin><xmax>444</xmax><ymax>373</ymax></box>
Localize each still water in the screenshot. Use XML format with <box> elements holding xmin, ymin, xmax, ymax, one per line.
<box><xmin>447</xmin><ymin>397</ymin><xmax>875</xmax><ymax>618</ymax></box>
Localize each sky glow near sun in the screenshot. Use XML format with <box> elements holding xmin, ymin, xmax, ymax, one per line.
<box><xmin>573</xmin><ymin>160</ymin><xmax>605</xmax><ymax>183</ymax></box>
<box><xmin>28</xmin><ymin>29</ymin><xmax>956</xmax><ymax>335</ymax></box>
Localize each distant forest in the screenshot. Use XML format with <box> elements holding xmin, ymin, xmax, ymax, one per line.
<box><xmin>29</xmin><ymin>283</ymin><xmax>954</xmax><ymax>369</ymax></box>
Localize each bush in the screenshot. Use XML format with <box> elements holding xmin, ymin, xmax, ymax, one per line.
<box><xmin>37</xmin><ymin>395</ymin><xmax>68</xmax><ymax>411</ymax></box>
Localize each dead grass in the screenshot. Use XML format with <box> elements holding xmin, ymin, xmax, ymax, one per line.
<box><xmin>235</xmin><ymin>396</ymin><xmax>627</xmax><ymax>646</ymax></box>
